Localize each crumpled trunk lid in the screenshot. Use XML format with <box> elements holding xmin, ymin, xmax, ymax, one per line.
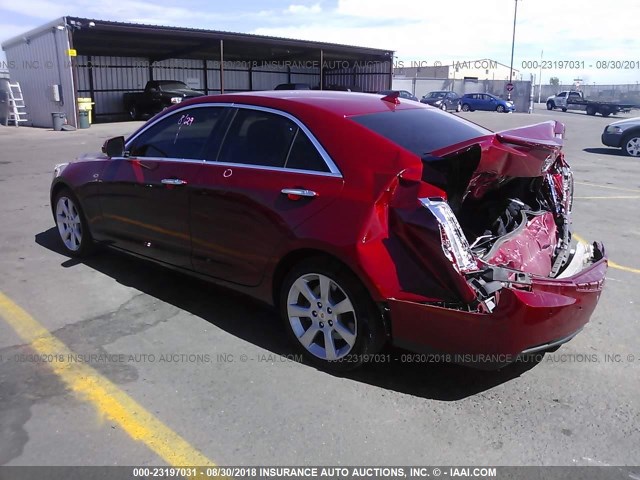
<box><xmin>422</xmin><ymin>120</ymin><xmax>573</xmax><ymax>278</ymax></box>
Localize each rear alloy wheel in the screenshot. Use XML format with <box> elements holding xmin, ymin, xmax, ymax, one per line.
<box><xmin>586</xmin><ymin>106</ymin><xmax>597</xmax><ymax>116</ymax></box>
<box><xmin>280</xmin><ymin>259</ymin><xmax>385</xmax><ymax>371</ymax></box>
<box><xmin>622</xmin><ymin>134</ymin><xmax>640</xmax><ymax>157</ymax></box>
<box><xmin>496</xmin><ymin>105</ymin><xmax>505</xmax><ymax>113</ymax></box>
<box><xmin>461</xmin><ymin>103</ymin><xmax>470</xmax><ymax>112</ymax></box>
<box><xmin>54</xmin><ymin>190</ymin><xmax>94</xmax><ymax>257</ymax></box>
<box><xmin>456</xmin><ymin>103</ymin><xmax>461</xmax><ymax>112</ymax></box>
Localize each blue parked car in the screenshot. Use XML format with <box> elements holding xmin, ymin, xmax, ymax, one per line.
<box><xmin>460</xmin><ymin>93</ymin><xmax>515</xmax><ymax>113</ymax></box>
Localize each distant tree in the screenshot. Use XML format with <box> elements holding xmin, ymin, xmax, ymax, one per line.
<box><xmin>549</xmin><ymin>77</ymin><xmax>560</xmax><ymax>86</ymax></box>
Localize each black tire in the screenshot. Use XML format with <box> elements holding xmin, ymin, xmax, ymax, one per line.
<box><xmin>279</xmin><ymin>257</ymin><xmax>386</xmax><ymax>372</ymax></box>
<box><xmin>128</xmin><ymin>104</ymin><xmax>139</xmax><ymax>120</ymax></box>
<box><xmin>440</xmin><ymin>103</ymin><xmax>447</xmax><ymax>111</ymax></box>
<box><xmin>546</xmin><ymin>101</ymin><xmax>554</xmax><ymax>110</ymax></box>
<box><xmin>456</xmin><ymin>103</ymin><xmax>461</xmax><ymax>112</ymax></box>
<box><xmin>586</xmin><ymin>106</ymin><xmax>596</xmax><ymax>116</ymax></box>
<box><xmin>496</xmin><ymin>105</ymin><xmax>505</xmax><ymax>113</ymax></box>
<box><xmin>622</xmin><ymin>133</ymin><xmax>640</xmax><ymax>157</ymax></box>
<box><xmin>53</xmin><ymin>188</ymin><xmax>95</xmax><ymax>257</ymax></box>
<box><xmin>461</xmin><ymin>103</ymin><xmax>471</xmax><ymax>112</ymax></box>
<box><xmin>561</xmin><ymin>107</ymin><xmax>567</xmax><ymax>112</ymax></box>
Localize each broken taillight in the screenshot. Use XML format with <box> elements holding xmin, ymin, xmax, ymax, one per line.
<box><xmin>420</xmin><ymin>198</ymin><xmax>478</xmax><ymax>273</ymax></box>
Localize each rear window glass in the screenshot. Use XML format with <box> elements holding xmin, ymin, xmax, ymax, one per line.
<box><xmin>350</xmin><ymin>108</ymin><xmax>491</xmax><ymax>155</ymax></box>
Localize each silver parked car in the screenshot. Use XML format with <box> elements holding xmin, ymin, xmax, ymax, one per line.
<box><xmin>601</xmin><ymin>117</ymin><xmax>640</xmax><ymax>157</ymax></box>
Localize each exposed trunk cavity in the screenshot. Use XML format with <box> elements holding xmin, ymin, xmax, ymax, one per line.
<box><xmin>420</xmin><ymin>121</ymin><xmax>574</xmax><ymax>279</ymax></box>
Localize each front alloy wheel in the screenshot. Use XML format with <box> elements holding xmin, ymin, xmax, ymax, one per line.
<box><xmin>281</xmin><ymin>259</ymin><xmax>385</xmax><ymax>371</ymax></box>
<box><xmin>54</xmin><ymin>190</ymin><xmax>93</xmax><ymax>256</ymax></box>
<box><xmin>623</xmin><ymin>135</ymin><xmax>640</xmax><ymax>157</ymax></box>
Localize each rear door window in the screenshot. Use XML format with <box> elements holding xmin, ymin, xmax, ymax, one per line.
<box><xmin>215</xmin><ymin>108</ymin><xmax>331</xmax><ymax>172</ymax></box>
<box><xmin>218</xmin><ymin>109</ymin><xmax>297</xmax><ymax>168</ymax></box>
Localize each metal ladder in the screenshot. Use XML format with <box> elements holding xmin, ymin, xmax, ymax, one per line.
<box><xmin>8</xmin><ymin>82</ymin><xmax>28</xmax><ymax>126</ymax></box>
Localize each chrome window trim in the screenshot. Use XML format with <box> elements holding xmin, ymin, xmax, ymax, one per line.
<box><xmin>110</xmin><ymin>156</ymin><xmax>206</xmax><ymax>166</ymax></box>
<box><xmin>124</xmin><ymin>102</ymin><xmax>342</xmax><ymax>177</ymax></box>
<box><xmin>124</xmin><ymin>103</ymin><xmax>235</xmax><ymax>149</ymax></box>
<box><xmin>205</xmin><ymin>161</ymin><xmax>342</xmax><ymax>178</ymax></box>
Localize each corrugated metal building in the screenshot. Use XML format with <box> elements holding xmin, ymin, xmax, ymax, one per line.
<box><xmin>2</xmin><ymin>17</ymin><xmax>394</xmax><ymax>127</ymax></box>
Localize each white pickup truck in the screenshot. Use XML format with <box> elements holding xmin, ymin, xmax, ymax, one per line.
<box><xmin>546</xmin><ymin>90</ymin><xmax>636</xmax><ymax>117</ymax></box>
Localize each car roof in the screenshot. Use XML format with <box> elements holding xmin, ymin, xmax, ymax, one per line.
<box><xmin>179</xmin><ymin>90</ymin><xmax>425</xmax><ymax>117</ymax></box>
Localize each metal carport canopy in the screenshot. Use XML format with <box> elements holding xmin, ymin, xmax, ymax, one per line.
<box><xmin>67</xmin><ymin>16</ymin><xmax>393</xmax><ymax>66</ymax></box>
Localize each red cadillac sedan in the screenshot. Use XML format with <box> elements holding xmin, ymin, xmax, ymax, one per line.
<box><xmin>50</xmin><ymin>91</ymin><xmax>607</xmax><ymax>370</ymax></box>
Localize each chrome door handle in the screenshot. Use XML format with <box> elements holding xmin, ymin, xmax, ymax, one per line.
<box><xmin>161</xmin><ymin>178</ymin><xmax>187</xmax><ymax>185</ymax></box>
<box><xmin>281</xmin><ymin>188</ymin><xmax>317</xmax><ymax>197</ymax></box>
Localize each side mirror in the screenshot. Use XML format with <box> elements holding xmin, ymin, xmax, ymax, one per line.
<box><xmin>102</xmin><ymin>136</ymin><xmax>125</xmax><ymax>157</ymax></box>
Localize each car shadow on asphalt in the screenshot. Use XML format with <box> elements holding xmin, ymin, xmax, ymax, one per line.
<box><xmin>583</xmin><ymin>147</ymin><xmax>625</xmax><ymax>156</ymax></box>
<box><xmin>36</xmin><ymin>227</ymin><xmax>540</xmax><ymax>401</ymax></box>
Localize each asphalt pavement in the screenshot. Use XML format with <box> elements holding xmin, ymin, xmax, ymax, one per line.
<box><xmin>0</xmin><ymin>106</ymin><xmax>638</xmax><ymax>468</ymax></box>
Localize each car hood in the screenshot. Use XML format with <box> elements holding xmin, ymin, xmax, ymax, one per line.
<box><xmin>76</xmin><ymin>152</ymin><xmax>108</xmax><ymax>162</ymax></box>
<box><xmin>607</xmin><ymin>116</ymin><xmax>640</xmax><ymax>127</ymax></box>
<box><xmin>166</xmin><ymin>89</ymin><xmax>204</xmax><ymax>98</ymax></box>
<box><xmin>422</xmin><ymin>98</ymin><xmax>444</xmax><ymax>104</ymax></box>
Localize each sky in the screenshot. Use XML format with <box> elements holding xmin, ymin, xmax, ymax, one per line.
<box><xmin>1</xmin><ymin>0</ymin><xmax>639</xmax><ymax>85</ymax></box>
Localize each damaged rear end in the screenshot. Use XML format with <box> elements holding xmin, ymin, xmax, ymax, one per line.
<box><xmin>358</xmin><ymin>114</ymin><xmax>607</xmax><ymax>367</ymax></box>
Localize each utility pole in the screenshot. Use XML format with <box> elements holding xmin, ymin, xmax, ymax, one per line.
<box><xmin>537</xmin><ymin>49</ymin><xmax>543</xmax><ymax>103</ymax></box>
<box><xmin>508</xmin><ymin>0</ymin><xmax>519</xmax><ymax>100</ymax></box>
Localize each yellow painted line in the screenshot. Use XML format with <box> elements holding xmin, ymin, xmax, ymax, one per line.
<box><xmin>0</xmin><ymin>291</ymin><xmax>216</xmax><ymax>467</ymax></box>
<box><xmin>573</xmin><ymin>233</ymin><xmax>640</xmax><ymax>275</ymax></box>
<box><xmin>574</xmin><ymin>195</ymin><xmax>640</xmax><ymax>200</ymax></box>
<box><xmin>575</xmin><ymin>181</ymin><xmax>640</xmax><ymax>194</ymax></box>
<box><xmin>608</xmin><ymin>261</ymin><xmax>640</xmax><ymax>274</ymax></box>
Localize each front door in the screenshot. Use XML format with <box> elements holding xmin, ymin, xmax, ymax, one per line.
<box><xmin>98</xmin><ymin>105</ymin><xmax>227</xmax><ymax>267</ymax></box>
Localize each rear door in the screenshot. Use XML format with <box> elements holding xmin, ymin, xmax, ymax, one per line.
<box><xmin>98</xmin><ymin>105</ymin><xmax>228</xmax><ymax>267</ymax></box>
<box><xmin>190</xmin><ymin>106</ymin><xmax>344</xmax><ymax>286</ymax></box>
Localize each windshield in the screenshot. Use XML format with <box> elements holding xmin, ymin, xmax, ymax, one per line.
<box><xmin>351</xmin><ymin>108</ymin><xmax>491</xmax><ymax>155</ymax></box>
<box><xmin>428</xmin><ymin>92</ymin><xmax>446</xmax><ymax>98</ymax></box>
